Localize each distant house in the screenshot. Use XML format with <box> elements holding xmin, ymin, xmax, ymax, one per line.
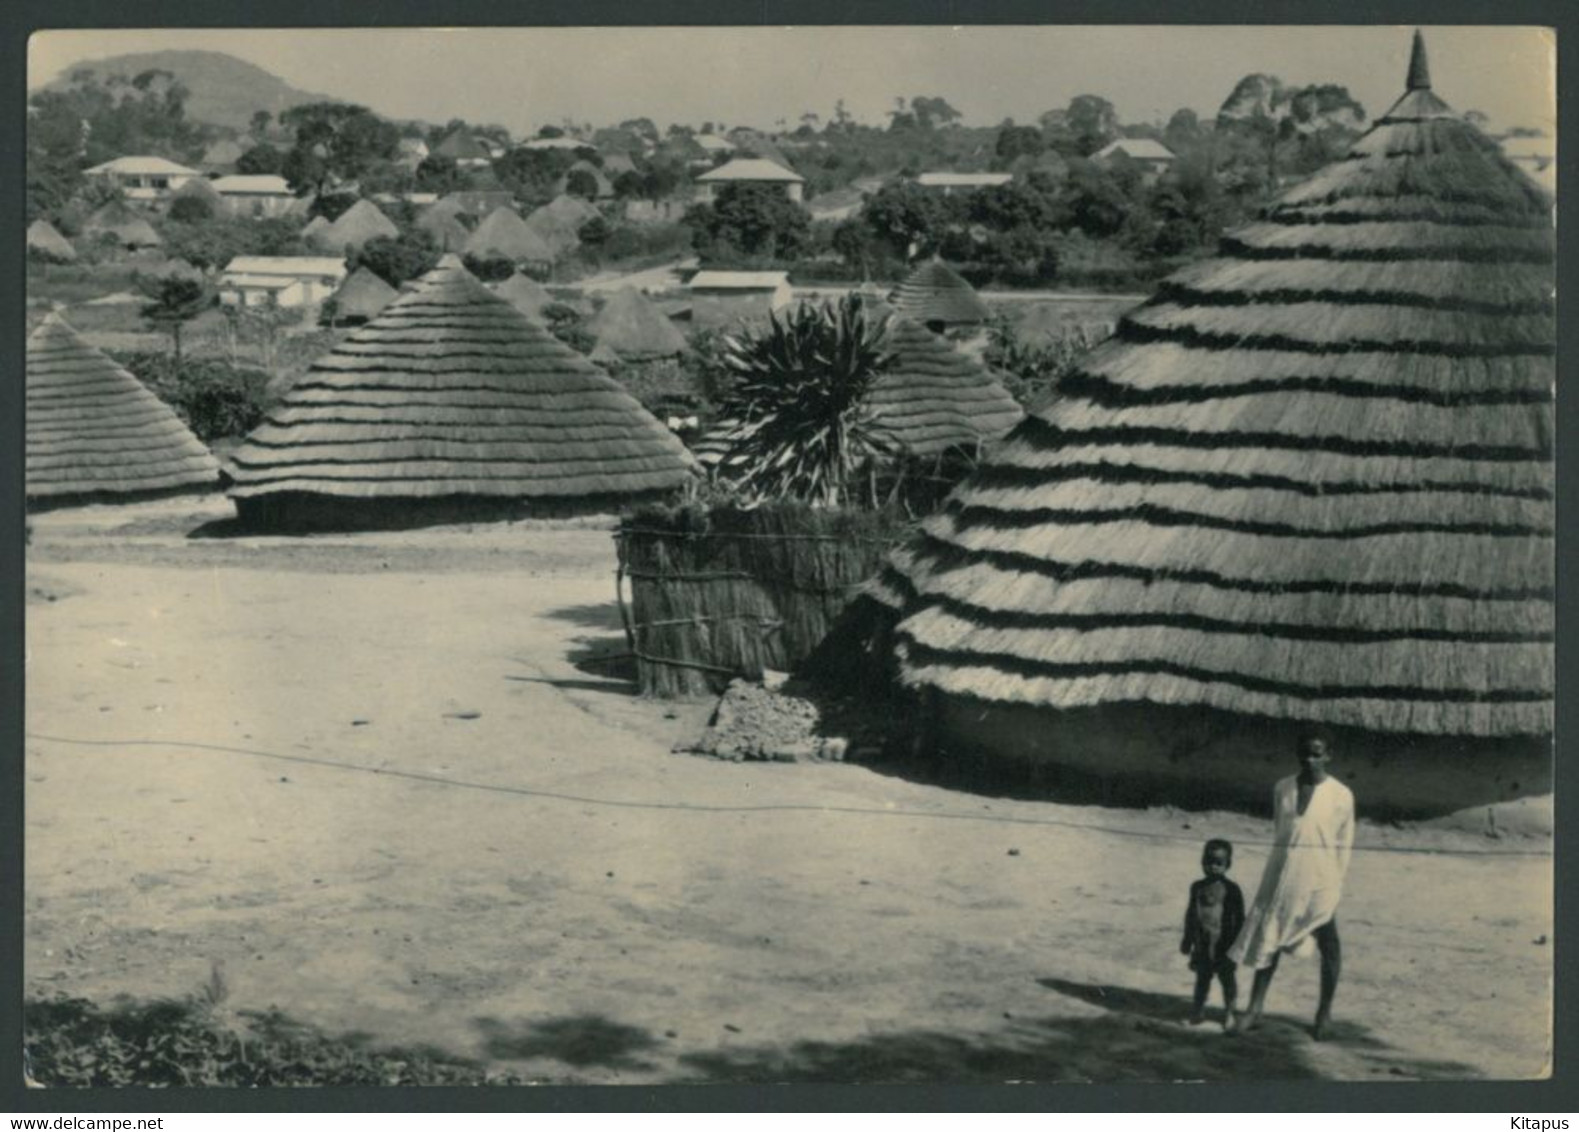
<box><xmin>1093</xmin><ymin>138</ymin><xmax>1177</xmax><ymax>178</ymax></box>
<box><xmin>695</xmin><ymin>157</ymin><xmax>805</xmax><ymax>203</ymax></box>
<box><xmin>433</xmin><ymin>129</ymin><xmax>494</xmax><ymax>169</ymax></box>
<box><xmin>915</xmin><ymin>172</ymin><xmax>1014</xmax><ymax>195</ymax></box>
<box><xmin>1501</xmin><ymin>134</ymin><xmax>1556</xmax><ymax>192</ymax></box>
<box><xmin>694</xmin><ymin>135</ymin><xmax>735</xmax><ymax>156</ymax></box>
<box><xmin>522</xmin><ymin>136</ymin><xmax>594</xmax><ymax>152</ymax></box>
<box><xmin>689</xmin><ymin>270</ymin><xmax>794</xmax><ymax>331</ymax></box>
<box><xmin>219</xmin><ymin>255</ymin><xmax>347</xmax><ymax>309</ymax></box>
<box><xmin>84</xmin><ymin>156</ymin><xmax>202</xmax><ymax>201</ymax></box>
<box><xmin>210</xmin><ymin>174</ymin><xmax>299</xmax><ymax>219</ymax></box>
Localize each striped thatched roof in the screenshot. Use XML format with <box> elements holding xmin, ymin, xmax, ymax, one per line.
<box><xmin>26</xmin><ymin>314</ymin><xmax>220</xmax><ymax>503</ymax></box>
<box><xmin>877</xmin><ymin>35</ymin><xmax>1555</xmax><ymax>740</ymax></box>
<box><xmin>586</xmin><ymin>287</ymin><xmax>689</xmax><ymax>360</ymax></box>
<box><xmin>869</xmin><ymin>320</ymin><xmax>1024</xmax><ymax>456</ymax></box>
<box><xmin>317</xmin><ymin>200</ymin><xmax>399</xmax><ymax>252</ymax></box>
<box><xmin>890</xmin><ymin>260</ymin><xmax>990</xmax><ymax>327</ymax></box>
<box><xmin>492</xmin><ymin>272</ymin><xmax>555</xmax><ymax>319</ymax></box>
<box><xmin>331</xmin><ymin>266</ymin><xmax>399</xmax><ymax>322</ymax></box>
<box><xmin>463</xmin><ymin>207</ymin><xmax>556</xmax><ymax>263</ymax></box>
<box><xmin>227</xmin><ymin>255</ymin><xmax>697</xmax><ymax>503</ymax></box>
<box><xmin>28</xmin><ymin>219</ymin><xmax>77</xmax><ymax>262</ymax></box>
<box><xmin>84</xmin><ymin>200</ymin><xmax>162</xmax><ymax>248</ymax></box>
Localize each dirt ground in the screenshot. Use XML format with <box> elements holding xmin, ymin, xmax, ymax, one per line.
<box><xmin>24</xmin><ymin>496</ymin><xmax>1553</xmax><ymax>1085</ymax></box>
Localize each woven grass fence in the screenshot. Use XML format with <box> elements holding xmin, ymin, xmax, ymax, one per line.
<box><xmin>615</xmin><ymin>503</ymin><xmax>912</xmax><ymax>698</ymax></box>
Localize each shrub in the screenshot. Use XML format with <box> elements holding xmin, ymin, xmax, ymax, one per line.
<box><xmin>112</xmin><ymin>351</ymin><xmax>274</xmax><ymax>441</ymax></box>
<box><xmin>462</xmin><ymin>253</ymin><xmax>516</xmax><ymax>282</ymax></box>
<box><xmin>168</xmin><ymin>195</ymin><xmax>214</xmax><ymax>224</ymax></box>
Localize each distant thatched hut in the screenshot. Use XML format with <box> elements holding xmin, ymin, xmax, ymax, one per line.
<box><xmin>27</xmin><ymin>219</ymin><xmax>77</xmax><ymax>263</ymax></box>
<box><xmin>315</xmin><ymin>199</ymin><xmax>399</xmax><ymax>253</ymax></box>
<box><xmin>26</xmin><ymin>314</ymin><xmax>221</xmax><ymax>509</ymax></box>
<box><xmin>300</xmin><ymin>214</ymin><xmax>331</xmax><ymax>243</ymax></box>
<box><xmin>463</xmin><ymin>207</ymin><xmax>556</xmax><ymax>266</ymax></box>
<box><xmin>226</xmin><ymin>255</ymin><xmax>697</xmax><ymax>529</ymax></box>
<box><xmin>544</xmin><ymin>193</ymin><xmax>601</xmax><ymax>228</ymax></box>
<box><xmin>416</xmin><ymin>205</ymin><xmax>472</xmax><ymax>252</ymax></box>
<box><xmin>523</xmin><ymin>205</ymin><xmax>582</xmax><ymax>258</ymax></box>
<box><xmin>867</xmin><ymin>319</ymin><xmax>1023</xmax><ymax>457</ymax></box>
<box><xmin>889</xmin><ymin>260</ymin><xmax>990</xmax><ymax>332</ymax></box>
<box><xmin>586</xmin><ymin>287</ymin><xmax>689</xmax><ymax>361</ymax></box>
<box><xmin>492</xmin><ymin>272</ymin><xmax>555</xmax><ymax>320</ymax></box>
<box><xmin>83</xmin><ymin>200</ymin><xmax>163</xmax><ymax>249</ymax></box>
<box><xmin>328</xmin><ymin>266</ymin><xmax>398</xmax><ymax>325</ymax></box>
<box><xmin>870</xmin><ymin>34</ymin><xmax>1554</xmax><ymax>818</ymax></box>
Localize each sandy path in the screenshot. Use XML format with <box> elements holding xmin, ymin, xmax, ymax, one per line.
<box><xmin>24</xmin><ymin>500</ymin><xmax>1552</xmax><ymax>1085</ymax></box>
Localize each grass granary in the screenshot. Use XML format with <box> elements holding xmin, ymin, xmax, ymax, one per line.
<box><xmin>868</xmin><ymin>33</ymin><xmax>1554</xmax><ymax>818</ymax></box>
<box><xmin>523</xmin><ymin>205</ymin><xmax>583</xmax><ymax>259</ymax></box>
<box><xmin>586</xmin><ymin>287</ymin><xmax>689</xmax><ymax>362</ymax></box>
<box><xmin>225</xmin><ymin>255</ymin><xmax>697</xmax><ymax>529</ymax></box>
<box><xmin>491</xmin><ymin>272</ymin><xmax>555</xmax><ymax>320</ymax></box>
<box><xmin>462</xmin><ymin>207</ymin><xmax>556</xmax><ymax>266</ymax></box>
<box><xmin>27</xmin><ymin>218</ymin><xmax>77</xmax><ymax>263</ymax></box>
<box><xmin>328</xmin><ymin>266</ymin><xmax>399</xmax><ymax>325</ymax></box>
<box><xmin>83</xmin><ymin>199</ymin><xmax>162</xmax><ymax>250</ymax></box>
<box><xmin>415</xmin><ymin>204</ymin><xmax>472</xmax><ymax>253</ymax></box>
<box><xmin>26</xmin><ymin>314</ymin><xmax>221</xmax><ymax>509</ymax></box>
<box><xmin>890</xmin><ymin>259</ymin><xmax>991</xmax><ymax>333</ymax></box>
<box><xmin>313</xmin><ymin>199</ymin><xmax>400</xmax><ymax>254</ymax></box>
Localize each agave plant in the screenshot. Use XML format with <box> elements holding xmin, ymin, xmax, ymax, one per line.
<box><xmin>713</xmin><ymin>294</ymin><xmax>896</xmax><ymax>507</ymax></box>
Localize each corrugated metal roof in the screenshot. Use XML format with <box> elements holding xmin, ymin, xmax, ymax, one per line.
<box><xmin>224</xmin><ymin>255</ymin><xmax>347</xmax><ymax>278</ymax></box>
<box><xmin>85</xmin><ymin>155</ymin><xmax>201</xmax><ymax>177</ymax></box>
<box><xmin>696</xmin><ymin>158</ymin><xmax>804</xmax><ymax>183</ymax></box>
<box><xmin>689</xmin><ymin>270</ymin><xmax>790</xmax><ymax>291</ymax></box>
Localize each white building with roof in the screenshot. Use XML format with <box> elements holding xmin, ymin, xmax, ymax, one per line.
<box><xmin>915</xmin><ymin>171</ymin><xmax>1015</xmax><ymax>195</ymax></box>
<box><xmin>210</xmin><ymin>174</ymin><xmax>299</xmax><ymax>219</ymax></box>
<box><xmin>688</xmin><ymin>269</ymin><xmax>795</xmax><ymax>330</ymax></box>
<box><xmin>84</xmin><ymin>156</ymin><xmax>202</xmax><ymax>201</ymax></box>
<box><xmin>219</xmin><ymin>255</ymin><xmax>347</xmax><ymax>308</ymax></box>
<box><xmin>1093</xmin><ymin>138</ymin><xmax>1177</xmax><ymax>178</ymax></box>
<box><xmin>523</xmin><ymin>136</ymin><xmax>595</xmax><ymax>152</ymax></box>
<box><xmin>695</xmin><ymin>157</ymin><xmax>806</xmax><ymax>203</ymax></box>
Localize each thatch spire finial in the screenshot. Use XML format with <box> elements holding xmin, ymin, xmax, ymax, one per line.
<box><xmin>1407</xmin><ymin>29</ymin><xmax>1432</xmax><ymax>91</ymax></box>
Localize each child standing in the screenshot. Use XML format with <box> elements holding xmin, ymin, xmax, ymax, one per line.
<box><xmin>1181</xmin><ymin>838</ymin><xmax>1245</xmax><ymax>1027</ymax></box>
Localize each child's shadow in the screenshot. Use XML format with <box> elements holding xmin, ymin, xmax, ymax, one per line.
<box><xmin>1038</xmin><ymin>979</ymin><xmax>1200</xmax><ymax>1025</ymax></box>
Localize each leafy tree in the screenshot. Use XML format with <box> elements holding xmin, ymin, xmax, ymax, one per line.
<box><xmin>163</xmin><ymin>216</ymin><xmax>305</xmax><ymax>270</ymax></box>
<box><xmin>565</xmin><ymin>168</ymin><xmax>600</xmax><ymax>200</ymax></box>
<box><xmin>168</xmin><ymin>194</ymin><xmax>214</xmax><ymax>223</ymax></box>
<box><xmin>413</xmin><ymin>154</ymin><xmax>469</xmax><ymax>194</ymax></box>
<box><xmin>714</xmin><ymin>295</ymin><xmax>896</xmax><ymax>506</ymax></box>
<box><xmin>278</xmin><ymin>102</ymin><xmax>400</xmax><ymax>195</ymax></box>
<box><xmin>308</xmin><ymin>191</ymin><xmax>359</xmax><ymax>223</ymax></box>
<box><xmin>138</xmin><ymin>277</ymin><xmax>214</xmax><ymax>364</ymax></box>
<box><xmin>910</xmin><ymin>96</ymin><xmax>963</xmax><ymax>131</ymax></box>
<box><xmin>541</xmin><ymin>302</ymin><xmax>595</xmax><ymax>355</ymax></box>
<box><xmin>350</xmin><ymin>229</ymin><xmax>441</xmax><ymax>287</ymax></box>
<box><xmin>684</xmin><ymin>183</ymin><xmax>812</xmax><ymax>263</ymax></box>
<box><xmin>859</xmin><ymin>179</ymin><xmax>954</xmax><ymax>261</ymax></box>
<box><xmin>250</xmin><ymin>110</ymin><xmax>273</xmax><ymax>140</ymax></box>
<box><xmin>618</xmin><ymin>117</ymin><xmax>660</xmax><ymax>144</ymax></box>
<box><xmin>1216</xmin><ymin>74</ymin><xmax>1366</xmax><ymax>191</ymax></box>
<box><xmin>1060</xmin><ymin>158</ymin><xmax>1140</xmax><ymax>238</ymax></box>
<box><xmin>1065</xmin><ymin>94</ymin><xmax>1120</xmax><ymax>156</ymax></box>
<box><xmin>578</xmin><ymin>216</ymin><xmax>612</xmax><ymax>251</ymax></box>
<box><xmin>995</xmin><ymin>125</ymin><xmax>1046</xmax><ymax>164</ymax></box>
<box><xmin>461</xmin><ymin>253</ymin><xmax>516</xmax><ymax>282</ymax></box>
<box><xmin>236</xmin><ymin>143</ymin><xmax>283</xmax><ymax>175</ymax></box>
<box><xmin>612</xmin><ymin>170</ymin><xmax>646</xmax><ymax>200</ymax></box>
<box><xmin>493</xmin><ymin>147</ymin><xmax>574</xmax><ymax>206</ymax></box>
<box><xmin>1163</xmin><ymin>108</ymin><xmax>1206</xmax><ymax>153</ymax></box>
<box><xmin>537</xmin><ymin>124</ymin><xmax>565</xmax><ymax>139</ymax></box>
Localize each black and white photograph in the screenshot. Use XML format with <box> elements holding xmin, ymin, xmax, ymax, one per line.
<box><xmin>18</xmin><ymin>21</ymin><xmax>1556</xmax><ymax>1092</ymax></box>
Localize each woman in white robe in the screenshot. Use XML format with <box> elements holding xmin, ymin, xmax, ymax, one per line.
<box><xmin>1228</xmin><ymin>735</ymin><xmax>1355</xmax><ymax>1039</ymax></box>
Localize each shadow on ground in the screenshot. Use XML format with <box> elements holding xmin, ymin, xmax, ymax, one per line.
<box><xmin>540</xmin><ymin>600</ymin><xmax>626</xmax><ymax>631</ymax></box>
<box><xmin>473</xmin><ymin>1013</ymin><xmax>660</xmax><ymax>1071</ymax></box>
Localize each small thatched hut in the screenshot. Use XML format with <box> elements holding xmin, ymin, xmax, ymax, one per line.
<box><xmin>315</xmin><ymin>199</ymin><xmax>399</xmax><ymax>253</ymax></box>
<box><xmin>328</xmin><ymin>266</ymin><xmax>398</xmax><ymax>324</ymax></box>
<box><xmin>544</xmin><ymin>193</ymin><xmax>601</xmax><ymax>228</ymax></box>
<box><xmin>226</xmin><ymin>255</ymin><xmax>697</xmax><ymax>528</ymax></box>
<box><xmin>416</xmin><ymin>205</ymin><xmax>472</xmax><ymax>252</ymax></box>
<box><xmin>26</xmin><ymin>314</ymin><xmax>220</xmax><ymax>508</ymax></box>
<box><xmin>870</xmin><ymin>33</ymin><xmax>1554</xmax><ymax>818</ymax></box>
<box><xmin>27</xmin><ymin>219</ymin><xmax>77</xmax><ymax>263</ymax></box>
<box><xmin>523</xmin><ymin>205</ymin><xmax>582</xmax><ymax>258</ymax></box>
<box><xmin>586</xmin><ymin>287</ymin><xmax>689</xmax><ymax>361</ymax></box>
<box><xmin>867</xmin><ymin>319</ymin><xmax>1024</xmax><ymax>457</ymax></box>
<box><xmin>84</xmin><ymin>200</ymin><xmax>163</xmax><ymax>249</ymax></box>
<box><xmin>300</xmin><ymin>214</ymin><xmax>331</xmax><ymax>242</ymax></box>
<box><xmin>463</xmin><ymin>207</ymin><xmax>556</xmax><ymax>265</ymax></box>
<box><xmin>492</xmin><ymin>272</ymin><xmax>555</xmax><ymax>320</ymax></box>
<box><xmin>889</xmin><ymin>260</ymin><xmax>990</xmax><ymax>331</ymax></box>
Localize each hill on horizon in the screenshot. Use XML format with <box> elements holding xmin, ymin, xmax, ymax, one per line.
<box><xmin>35</xmin><ymin>50</ymin><xmax>354</xmax><ymax>132</ymax></box>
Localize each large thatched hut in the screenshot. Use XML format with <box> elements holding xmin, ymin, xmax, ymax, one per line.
<box><xmin>315</xmin><ymin>199</ymin><xmax>399</xmax><ymax>253</ymax></box>
<box><xmin>27</xmin><ymin>219</ymin><xmax>77</xmax><ymax>263</ymax></box>
<box><xmin>889</xmin><ymin>260</ymin><xmax>990</xmax><ymax>332</ymax></box>
<box><xmin>870</xmin><ymin>35</ymin><xmax>1554</xmax><ymax>817</ymax></box>
<box><xmin>463</xmin><ymin>207</ymin><xmax>556</xmax><ymax>265</ymax></box>
<box><xmin>83</xmin><ymin>200</ymin><xmax>163</xmax><ymax>249</ymax></box>
<box><xmin>586</xmin><ymin>287</ymin><xmax>688</xmax><ymax>361</ymax></box>
<box><xmin>226</xmin><ymin>255</ymin><xmax>697</xmax><ymax>528</ymax></box>
<box><xmin>328</xmin><ymin>266</ymin><xmax>398</xmax><ymax>324</ymax></box>
<box><xmin>26</xmin><ymin>314</ymin><xmax>220</xmax><ymax>508</ymax></box>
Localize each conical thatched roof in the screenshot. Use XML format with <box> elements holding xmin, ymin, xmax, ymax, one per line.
<box><xmin>877</xmin><ymin>40</ymin><xmax>1555</xmax><ymax>741</ymax></box>
<box><xmin>890</xmin><ymin>260</ymin><xmax>990</xmax><ymax>327</ymax></box>
<box><xmin>331</xmin><ymin>266</ymin><xmax>399</xmax><ymax>322</ymax></box>
<box><xmin>84</xmin><ymin>200</ymin><xmax>163</xmax><ymax>248</ymax></box>
<box><xmin>317</xmin><ymin>199</ymin><xmax>399</xmax><ymax>252</ymax></box>
<box><xmin>26</xmin><ymin>315</ymin><xmax>220</xmax><ymax>504</ymax></box>
<box><xmin>27</xmin><ymin>219</ymin><xmax>77</xmax><ymax>262</ymax></box>
<box><xmin>463</xmin><ymin>207</ymin><xmax>556</xmax><ymax>263</ymax></box>
<box><xmin>227</xmin><ymin>255</ymin><xmax>697</xmax><ymax>507</ymax></box>
<box><xmin>523</xmin><ymin>205</ymin><xmax>582</xmax><ymax>257</ymax></box>
<box><xmin>868</xmin><ymin>320</ymin><xmax>1024</xmax><ymax>456</ymax></box>
<box><xmin>544</xmin><ymin>193</ymin><xmax>600</xmax><ymax>228</ymax></box>
<box><xmin>300</xmin><ymin>214</ymin><xmax>331</xmax><ymax>241</ymax></box>
<box><xmin>586</xmin><ymin>287</ymin><xmax>688</xmax><ymax>360</ymax></box>
<box><xmin>416</xmin><ymin>207</ymin><xmax>471</xmax><ymax>251</ymax></box>
<box><xmin>492</xmin><ymin>272</ymin><xmax>555</xmax><ymax>319</ymax></box>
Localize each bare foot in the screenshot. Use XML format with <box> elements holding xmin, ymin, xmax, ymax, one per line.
<box><xmin>1222</xmin><ymin>1009</ymin><xmax>1237</xmax><ymax>1032</ymax></box>
<box><xmin>1312</xmin><ymin>1012</ymin><xmax>1331</xmax><ymax>1041</ymax></box>
<box><xmin>1188</xmin><ymin>1008</ymin><xmax>1207</xmax><ymax>1026</ymax></box>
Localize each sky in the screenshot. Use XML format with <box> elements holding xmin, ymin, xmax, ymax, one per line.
<box><xmin>28</xmin><ymin>25</ymin><xmax>1556</xmax><ymax>137</ymax></box>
